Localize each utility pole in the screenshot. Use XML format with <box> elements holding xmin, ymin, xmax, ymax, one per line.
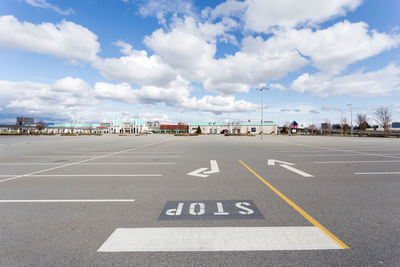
<box><xmin>348</xmin><ymin>104</ymin><xmax>353</xmax><ymax>136</ymax></box>
<box><xmin>256</xmin><ymin>86</ymin><xmax>270</xmax><ymax>140</ymax></box>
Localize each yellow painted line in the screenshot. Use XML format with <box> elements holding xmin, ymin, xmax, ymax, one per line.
<box><xmin>238</xmin><ymin>160</ymin><xmax>350</xmax><ymax>249</ymax></box>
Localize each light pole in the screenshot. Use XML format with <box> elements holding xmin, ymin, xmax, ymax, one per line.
<box><xmin>256</xmin><ymin>86</ymin><xmax>270</xmax><ymax>140</ymax></box>
<box><xmin>347</xmin><ymin>104</ymin><xmax>353</xmax><ymax>136</ymax></box>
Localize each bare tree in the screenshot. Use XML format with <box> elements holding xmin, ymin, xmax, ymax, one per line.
<box><xmin>356</xmin><ymin>114</ymin><xmax>368</xmax><ymax>135</ymax></box>
<box><xmin>322</xmin><ymin>119</ymin><xmax>332</xmax><ymax>135</ymax></box>
<box><xmin>36</xmin><ymin>120</ymin><xmax>45</xmax><ymax>133</ymax></box>
<box><xmin>375</xmin><ymin>106</ymin><xmax>392</xmax><ymax>137</ymax></box>
<box><xmin>341</xmin><ymin>118</ymin><xmax>350</xmax><ymax>136</ymax></box>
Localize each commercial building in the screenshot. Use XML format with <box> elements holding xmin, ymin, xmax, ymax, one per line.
<box><xmin>188</xmin><ymin>121</ymin><xmax>278</xmax><ymax>135</ymax></box>
<box><xmin>160</xmin><ymin>123</ymin><xmax>188</xmax><ymax>134</ymax></box>
<box><xmin>146</xmin><ymin>121</ymin><xmax>161</xmax><ymax>133</ymax></box>
<box><xmin>16</xmin><ymin>117</ymin><xmax>34</xmax><ymax>126</ymax></box>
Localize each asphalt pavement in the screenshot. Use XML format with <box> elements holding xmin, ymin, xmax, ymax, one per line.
<box><xmin>0</xmin><ymin>134</ymin><xmax>399</xmax><ymax>266</ymax></box>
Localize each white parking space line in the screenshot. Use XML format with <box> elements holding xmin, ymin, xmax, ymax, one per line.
<box><xmin>267</xmin><ymin>140</ymin><xmax>400</xmax><ymax>160</ymax></box>
<box><xmin>0</xmin><ymin>174</ymin><xmax>162</xmax><ymax>177</ymax></box>
<box><xmin>0</xmin><ymin>199</ymin><xmax>135</xmax><ymax>203</ymax></box>
<box><xmin>314</xmin><ymin>160</ymin><xmax>400</xmax><ymax>164</ymax></box>
<box><xmin>280</xmin><ymin>164</ymin><xmax>314</xmax><ymax>177</ymax></box>
<box><xmin>23</xmin><ymin>155</ymin><xmax>182</xmax><ymax>158</ymax></box>
<box><xmin>354</xmin><ymin>172</ymin><xmax>400</xmax><ymax>175</ymax></box>
<box><xmin>291</xmin><ymin>154</ymin><xmax>377</xmax><ymax>157</ymax></box>
<box><xmin>98</xmin><ymin>227</ymin><xmax>342</xmax><ymax>252</ymax></box>
<box><xmin>0</xmin><ymin>163</ymin><xmax>176</xmax><ymax>165</ymax></box>
<box><xmin>118</xmin><ymin>151</ymin><xmax>184</xmax><ymax>154</ymax></box>
<box><xmin>0</xmin><ymin>139</ymin><xmax>174</xmax><ymax>184</ymax></box>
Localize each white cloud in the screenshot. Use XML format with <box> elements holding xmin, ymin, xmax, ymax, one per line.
<box><xmin>93</xmin><ymin>82</ymin><xmax>137</xmax><ymax>103</ymax></box>
<box><xmin>144</xmin><ymin>17</ymin><xmax>218</xmax><ymax>74</ymax></box>
<box><xmin>244</xmin><ymin>0</ymin><xmax>362</xmax><ymax>33</ymax></box>
<box><xmin>94</xmin><ymin>79</ymin><xmax>259</xmax><ymax>114</ymax></box>
<box><xmin>202</xmin><ymin>0</ymin><xmax>246</xmax><ymax>20</ymax></box>
<box><xmin>0</xmin><ymin>77</ymin><xmax>99</xmax><ymax>121</ymax></box>
<box><xmin>290</xmin><ymin>64</ymin><xmax>400</xmax><ymax>97</ymax></box>
<box><xmin>144</xmin><ymin>17</ymin><xmax>307</xmax><ymax>94</ymax></box>
<box><xmin>138</xmin><ymin>0</ymin><xmax>194</xmax><ymax>26</ymax></box>
<box><xmin>93</xmin><ymin>41</ymin><xmax>177</xmax><ymax>86</ymax></box>
<box><xmin>25</xmin><ymin>0</ymin><xmax>75</xmax><ymax>16</ymax></box>
<box><xmin>0</xmin><ymin>15</ymin><xmax>99</xmax><ymax>62</ymax></box>
<box><xmin>247</xmin><ymin>21</ymin><xmax>399</xmax><ymax>74</ymax></box>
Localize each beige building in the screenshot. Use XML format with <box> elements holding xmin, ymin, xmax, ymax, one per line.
<box><xmin>188</xmin><ymin>121</ymin><xmax>278</xmax><ymax>135</ymax></box>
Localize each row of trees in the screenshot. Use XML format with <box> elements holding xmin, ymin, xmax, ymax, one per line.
<box><xmin>338</xmin><ymin>106</ymin><xmax>393</xmax><ymax>137</ymax></box>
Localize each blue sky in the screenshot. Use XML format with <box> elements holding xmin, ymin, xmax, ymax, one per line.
<box><xmin>0</xmin><ymin>0</ymin><xmax>399</xmax><ymax>126</ymax></box>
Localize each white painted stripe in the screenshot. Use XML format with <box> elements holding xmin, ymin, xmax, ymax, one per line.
<box><xmin>0</xmin><ymin>138</ymin><xmax>174</xmax><ymax>183</ymax></box>
<box><xmin>203</xmin><ymin>160</ymin><xmax>219</xmax><ymax>174</ymax></box>
<box><xmin>280</xmin><ymin>164</ymin><xmax>314</xmax><ymax>177</ymax></box>
<box><xmin>354</xmin><ymin>172</ymin><xmax>400</xmax><ymax>175</ymax></box>
<box><xmin>98</xmin><ymin>227</ymin><xmax>342</xmax><ymax>252</ymax></box>
<box><xmin>290</xmin><ymin>154</ymin><xmax>366</xmax><ymax>157</ymax></box>
<box><xmin>314</xmin><ymin>160</ymin><xmax>400</xmax><ymax>164</ymax></box>
<box><xmin>0</xmin><ymin>174</ymin><xmax>162</xmax><ymax>177</ymax></box>
<box><xmin>23</xmin><ymin>155</ymin><xmax>181</xmax><ymax>158</ymax></box>
<box><xmin>0</xmin><ymin>162</ymin><xmax>176</xmax><ymax>165</ymax></box>
<box><xmin>0</xmin><ymin>199</ymin><xmax>135</xmax><ymax>203</ymax></box>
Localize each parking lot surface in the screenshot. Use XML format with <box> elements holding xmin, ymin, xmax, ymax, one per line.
<box><xmin>0</xmin><ymin>135</ymin><xmax>399</xmax><ymax>266</ymax></box>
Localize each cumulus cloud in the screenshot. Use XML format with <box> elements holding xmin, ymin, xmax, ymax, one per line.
<box><xmin>0</xmin><ymin>77</ymin><xmax>99</xmax><ymax>121</ymax></box>
<box><xmin>144</xmin><ymin>17</ymin><xmax>307</xmax><ymax>94</ymax></box>
<box><xmin>93</xmin><ymin>41</ymin><xmax>177</xmax><ymax>86</ymax></box>
<box><xmin>94</xmin><ymin>79</ymin><xmax>259</xmax><ymax>114</ymax></box>
<box><xmin>246</xmin><ymin>21</ymin><xmax>399</xmax><ymax>74</ymax></box>
<box><xmin>290</xmin><ymin>64</ymin><xmax>400</xmax><ymax>97</ymax></box>
<box><xmin>0</xmin><ymin>15</ymin><xmax>99</xmax><ymax>62</ymax></box>
<box><xmin>25</xmin><ymin>0</ymin><xmax>74</xmax><ymax>16</ymax></box>
<box><xmin>138</xmin><ymin>0</ymin><xmax>195</xmax><ymax>26</ymax></box>
<box><xmin>202</xmin><ymin>0</ymin><xmax>246</xmax><ymax>21</ymax></box>
<box><xmin>244</xmin><ymin>0</ymin><xmax>362</xmax><ymax>33</ymax></box>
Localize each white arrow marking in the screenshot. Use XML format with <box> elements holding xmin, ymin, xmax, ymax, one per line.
<box><xmin>279</xmin><ymin>164</ymin><xmax>314</xmax><ymax>177</ymax></box>
<box><xmin>188</xmin><ymin>160</ymin><xmax>220</xmax><ymax>177</ymax></box>
<box><xmin>204</xmin><ymin>160</ymin><xmax>219</xmax><ymax>174</ymax></box>
<box><xmin>267</xmin><ymin>159</ymin><xmax>295</xmax><ymax>166</ymax></box>
<box><xmin>187</xmin><ymin>167</ymin><xmax>209</xmax><ymax>178</ymax></box>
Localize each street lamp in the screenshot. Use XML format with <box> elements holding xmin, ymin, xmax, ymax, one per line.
<box><xmin>256</xmin><ymin>86</ymin><xmax>270</xmax><ymax>140</ymax></box>
<box><xmin>347</xmin><ymin>104</ymin><xmax>353</xmax><ymax>136</ymax></box>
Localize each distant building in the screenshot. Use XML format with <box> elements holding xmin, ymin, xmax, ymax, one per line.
<box><xmin>160</xmin><ymin>123</ymin><xmax>188</xmax><ymax>134</ymax></box>
<box><xmin>188</xmin><ymin>121</ymin><xmax>278</xmax><ymax>135</ymax></box>
<box><xmin>146</xmin><ymin>121</ymin><xmax>161</xmax><ymax>133</ymax></box>
<box><xmin>392</xmin><ymin>122</ymin><xmax>400</xmax><ymax>128</ymax></box>
<box><xmin>16</xmin><ymin>116</ymin><xmax>34</xmax><ymax>126</ymax></box>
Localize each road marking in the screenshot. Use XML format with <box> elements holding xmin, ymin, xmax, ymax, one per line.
<box><xmin>204</xmin><ymin>160</ymin><xmax>220</xmax><ymax>174</ymax></box>
<box><xmin>267</xmin><ymin>140</ymin><xmax>400</xmax><ymax>160</ymax></box>
<box><xmin>120</xmin><ymin>152</ymin><xmax>184</xmax><ymax>154</ymax></box>
<box><xmin>0</xmin><ymin>199</ymin><xmax>135</xmax><ymax>203</ymax></box>
<box><xmin>280</xmin><ymin>164</ymin><xmax>314</xmax><ymax>177</ymax></box>
<box><xmin>159</xmin><ymin>200</ymin><xmax>264</xmax><ymax>220</ymax></box>
<box><xmin>187</xmin><ymin>167</ymin><xmax>209</xmax><ymax>178</ymax></box>
<box><xmin>98</xmin><ymin>226</ymin><xmax>342</xmax><ymax>252</ymax></box>
<box><xmin>0</xmin><ymin>163</ymin><xmax>176</xmax><ymax>165</ymax></box>
<box><xmin>23</xmin><ymin>155</ymin><xmax>181</xmax><ymax>158</ymax></box>
<box><xmin>290</xmin><ymin>154</ymin><xmax>367</xmax><ymax>157</ymax></box>
<box><xmin>0</xmin><ymin>139</ymin><xmax>175</xmax><ymax>184</ymax></box>
<box><xmin>188</xmin><ymin>160</ymin><xmax>220</xmax><ymax>177</ymax></box>
<box><xmin>314</xmin><ymin>160</ymin><xmax>400</xmax><ymax>164</ymax></box>
<box><xmin>354</xmin><ymin>172</ymin><xmax>400</xmax><ymax>175</ymax></box>
<box><xmin>238</xmin><ymin>160</ymin><xmax>349</xmax><ymax>249</ymax></box>
<box><xmin>268</xmin><ymin>159</ymin><xmax>313</xmax><ymax>177</ymax></box>
<box><xmin>0</xmin><ymin>174</ymin><xmax>162</xmax><ymax>177</ymax></box>
<box><xmin>267</xmin><ymin>159</ymin><xmax>295</xmax><ymax>166</ymax></box>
